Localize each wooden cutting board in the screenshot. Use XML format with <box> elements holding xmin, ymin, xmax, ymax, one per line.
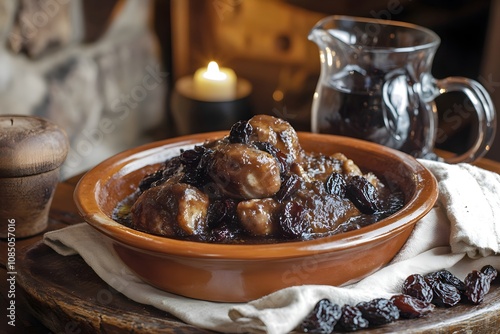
<box><xmin>17</xmin><ymin>241</ymin><xmax>500</xmax><ymax>334</ymax></box>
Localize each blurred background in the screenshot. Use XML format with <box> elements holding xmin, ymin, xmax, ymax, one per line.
<box><xmin>1</xmin><ymin>0</ymin><xmax>499</xmax><ymax>179</ymax></box>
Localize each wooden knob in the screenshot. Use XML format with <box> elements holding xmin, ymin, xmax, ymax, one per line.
<box><xmin>0</xmin><ymin>115</ymin><xmax>69</xmax><ymax>238</ymax></box>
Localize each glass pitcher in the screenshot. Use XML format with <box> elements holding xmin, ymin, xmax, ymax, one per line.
<box><xmin>308</xmin><ymin>15</ymin><xmax>496</xmax><ymax>163</ymax></box>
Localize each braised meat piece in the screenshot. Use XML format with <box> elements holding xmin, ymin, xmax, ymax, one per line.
<box><xmin>207</xmin><ymin>142</ymin><xmax>281</xmax><ymax>199</ymax></box>
<box><xmin>248</xmin><ymin>114</ymin><xmax>303</xmax><ymax>165</ymax></box>
<box><xmin>130</xmin><ymin>182</ymin><xmax>209</xmax><ymax>237</ymax></box>
<box><xmin>298</xmin><ymin>154</ymin><xmax>344</xmax><ymax>183</ymax></box>
<box><xmin>295</xmin><ymin>181</ymin><xmax>360</xmax><ymax>235</ymax></box>
<box><xmin>237</xmin><ymin>198</ymin><xmax>280</xmax><ymax>236</ymax></box>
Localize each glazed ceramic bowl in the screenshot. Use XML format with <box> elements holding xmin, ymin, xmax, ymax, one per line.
<box><xmin>74</xmin><ymin>132</ymin><xmax>438</xmax><ymax>302</ymax></box>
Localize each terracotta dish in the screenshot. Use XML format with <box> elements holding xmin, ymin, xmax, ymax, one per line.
<box><xmin>74</xmin><ymin>132</ymin><xmax>438</xmax><ymax>302</ymax></box>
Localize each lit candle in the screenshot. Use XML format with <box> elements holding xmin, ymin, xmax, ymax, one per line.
<box><xmin>193</xmin><ymin>61</ymin><xmax>237</xmax><ymax>101</ymax></box>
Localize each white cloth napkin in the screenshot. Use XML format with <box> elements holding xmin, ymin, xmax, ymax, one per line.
<box><xmin>43</xmin><ymin>160</ymin><xmax>500</xmax><ymax>334</ymax></box>
<box><xmin>420</xmin><ymin>160</ymin><xmax>500</xmax><ymax>258</ymax></box>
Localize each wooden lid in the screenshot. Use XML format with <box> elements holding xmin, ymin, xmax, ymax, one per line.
<box><xmin>0</xmin><ymin>115</ymin><xmax>69</xmax><ymax>177</ymax></box>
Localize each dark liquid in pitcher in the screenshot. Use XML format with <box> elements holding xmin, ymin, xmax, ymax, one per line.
<box><xmin>313</xmin><ymin>83</ymin><xmax>432</xmax><ymax>158</ymax></box>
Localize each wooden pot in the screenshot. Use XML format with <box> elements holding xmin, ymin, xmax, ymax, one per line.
<box><xmin>0</xmin><ymin>116</ymin><xmax>69</xmax><ymax>238</ymax></box>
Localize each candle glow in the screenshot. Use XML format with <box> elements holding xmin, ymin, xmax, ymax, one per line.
<box><xmin>193</xmin><ymin>61</ymin><xmax>237</xmax><ymax>101</ymax></box>
<box><xmin>204</xmin><ymin>61</ymin><xmax>226</xmax><ymax>80</ymax></box>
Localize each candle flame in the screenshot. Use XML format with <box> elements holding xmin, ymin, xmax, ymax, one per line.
<box><xmin>203</xmin><ymin>61</ymin><xmax>227</xmax><ymax>81</ymax></box>
<box><xmin>207</xmin><ymin>61</ymin><xmax>219</xmax><ymax>72</ymax></box>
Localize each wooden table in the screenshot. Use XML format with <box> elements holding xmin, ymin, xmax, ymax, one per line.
<box><xmin>2</xmin><ymin>155</ymin><xmax>500</xmax><ymax>333</ymax></box>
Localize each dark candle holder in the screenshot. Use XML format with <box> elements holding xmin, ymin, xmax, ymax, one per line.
<box><xmin>171</xmin><ymin>76</ymin><xmax>253</xmax><ymax>135</ymax></box>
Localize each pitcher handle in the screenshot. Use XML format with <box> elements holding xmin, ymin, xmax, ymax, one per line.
<box><xmin>425</xmin><ymin>75</ymin><xmax>497</xmax><ymax>163</ymax></box>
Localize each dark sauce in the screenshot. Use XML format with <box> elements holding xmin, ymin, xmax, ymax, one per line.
<box><xmin>113</xmin><ymin>173</ymin><xmax>405</xmax><ymax>244</ymax></box>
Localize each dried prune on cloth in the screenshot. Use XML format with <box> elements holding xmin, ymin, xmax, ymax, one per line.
<box><xmin>44</xmin><ymin>161</ymin><xmax>500</xmax><ymax>334</ymax></box>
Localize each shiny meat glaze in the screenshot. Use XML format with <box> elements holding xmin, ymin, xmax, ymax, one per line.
<box><xmin>114</xmin><ymin>115</ymin><xmax>404</xmax><ymax>243</ymax></box>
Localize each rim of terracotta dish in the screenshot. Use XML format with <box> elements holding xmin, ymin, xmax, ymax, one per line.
<box><xmin>74</xmin><ymin>132</ymin><xmax>438</xmax><ymax>260</ymax></box>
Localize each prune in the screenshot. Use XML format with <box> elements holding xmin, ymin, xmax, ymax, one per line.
<box><xmin>464</xmin><ymin>270</ymin><xmax>491</xmax><ymax>305</ymax></box>
<box><xmin>209</xmin><ymin>224</ymin><xmax>240</xmax><ymax>243</ymax></box>
<box><xmin>229</xmin><ymin>120</ymin><xmax>252</xmax><ymax>144</ymax></box>
<box><xmin>138</xmin><ymin>169</ymin><xmax>164</xmax><ymax>192</ymax></box>
<box><xmin>345</xmin><ymin>176</ymin><xmax>380</xmax><ymax>214</ymax></box>
<box><xmin>206</xmin><ymin>199</ymin><xmax>237</xmax><ymax>229</ymax></box>
<box><xmin>427</xmin><ymin>281</ymin><xmax>461</xmax><ymax>307</ymax></box>
<box><xmin>424</xmin><ymin>270</ymin><xmax>462</xmax><ymax>307</ymax></box>
<box><xmin>300</xmin><ymin>299</ymin><xmax>341</xmax><ymax>334</ymax></box>
<box><xmin>402</xmin><ymin>274</ymin><xmax>433</xmax><ymax>303</ymax></box>
<box><xmin>253</xmin><ymin>141</ymin><xmax>288</xmax><ymax>175</ymax></box>
<box><xmin>161</xmin><ymin>156</ymin><xmax>183</xmax><ymax>178</ymax></box>
<box><xmin>139</xmin><ymin>157</ymin><xmax>183</xmax><ymax>192</ymax></box>
<box><xmin>275</xmin><ymin>174</ymin><xmax>302</xmax><ymax>203</ymax></box>
<box><xmin>180</xmin><ymin>146</ymin><xmax>214</xmax><ymax>187</ymax></box>
<box><xmin>356</xmin><ymin>298</ymin><xmax>399</xmax><ymax>325</ymax></box>
<box><xmin>481</xmin><ymin>265</ymin><xmax>498</xmax><ymax>282</ymax></box>
<box><xmin>179</xmin><ymin>147</ymin><xmax>203</xmax><ymax>182</ymax></box>
<box><xmin>432</xmin><ymin>270</ymin><xmax>466</xmax><ymax>294</ymax></box>
<box><xmin>390</xmin><ymin>294</ymin><xmax>435</xmax><ymax>319</ymax></box>
<box><xmin>336</xmin><ymin>305</ymin><xmax>369</xmax><ymax>332</ymax></box>
<box><xmin>180</xmin><ymin>146</ymin><xmax>205</xmax><ymax>166</ymax></box>
<box><xmin>277</xmin><ymin>201</ymin><xmax>307</xmax><ymax>239</ymax></box>
<box><xmin>325</xmin><ymin>173</ymin><xmax>346</xmax><ymax>197</ymax></box>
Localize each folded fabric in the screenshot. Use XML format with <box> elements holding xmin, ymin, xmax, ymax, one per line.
<box><xmin>419</xmin><ymin>160</ymin><xmax>500</xmax><ymax>258</ymax></box>
<box><xmin>43</xmin><ymin>160</ymin><xmax>500</xmax><ymax>334</ymax></box>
